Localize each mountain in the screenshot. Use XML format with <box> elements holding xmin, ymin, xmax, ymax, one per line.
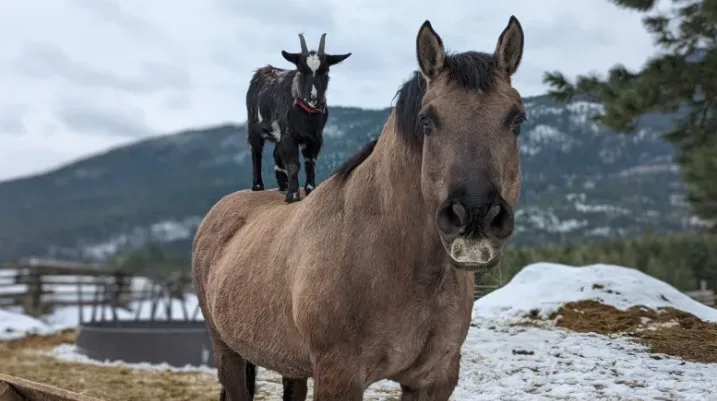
<box><xmin>0</xmin><ymin>95</ymin><xmax>708</xmax><ymax>261</ymax></box>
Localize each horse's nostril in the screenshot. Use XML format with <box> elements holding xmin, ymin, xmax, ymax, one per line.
<box><xmin>486</xmin><ymin>200</ymin><xmax>514</xmax><ymax>239</ymax></box>
<box><xmin>437</xmin><ymin>201</ymin><xmax>467</xmax><ymax>235</ymax></box>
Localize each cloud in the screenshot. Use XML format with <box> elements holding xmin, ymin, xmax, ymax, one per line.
<box><xmin>55</xmin><ymin>101</ymin><xmax>152</xmax><ymax>138</ymax></box>
<box><xmin>0</xmin><ymin>0</ymin><xmax>660</xmax><ymax>181</ymax></box>
<box><xmin>0</xmin><ymin>104</ymin><xmax>29</xmax><ymax>135</ymax></box>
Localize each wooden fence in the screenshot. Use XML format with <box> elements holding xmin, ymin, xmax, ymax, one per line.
<box><xmin>0</xmin><ymin>259</ymin><xmax>191</xmax><ymax>317</ymax></box>
<box><xmin>685</xmin><ymin>280</ymin><xmax>716</xmax><ymax>307</ymax></box>
<box><xmin>1</xmin><ymin>258</ymin><xmax>714</xmax><ymax>316</ymax></box>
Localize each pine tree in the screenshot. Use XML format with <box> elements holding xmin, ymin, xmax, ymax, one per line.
<box><xmin>543</xmin><ymin>0</ymin><xmax>717</xmax><ymax>227</ymax></box>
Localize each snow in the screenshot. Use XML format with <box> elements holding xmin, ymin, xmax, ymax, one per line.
<box><xmin>0</xmin><ymin>308</ymin><xmax>53</xmax><ymax>340</ymax></box>
<box><xmin>43</xmin><ymin>306</ymin><xmax>136</xmax><ymax>330</ymax></box>
<box><xmin>474</xmin><ymin>262</ymin><xmax>717</xmax><ymax>323</ymax></box>
<box><xmin>4</xmin><ymin>262</ymin><xmax>717</xmax><ymax>400</ymax></box>
<box><xmin>452</xmin><ymin>320</ymin><xmax>717</xmax><ymax>400</ymax></box>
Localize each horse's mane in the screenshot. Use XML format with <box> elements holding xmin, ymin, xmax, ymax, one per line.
<box><xmin>331</xmin><ymin>138</ymin><xmax>378</xmax><ymax>180</ymax></box>
<box><xmin>394</xmin><ymin>51</ymin><xmax>500</xmax><ymax>150</ymax></box>
<box><xmin>331</xmin><ymin>51</ymin><xmax>500</xmax><ymax>180</ymax></box>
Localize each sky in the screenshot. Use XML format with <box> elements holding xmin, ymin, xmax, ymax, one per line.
<box><xmin>0</xmin><ymin>0</ymin><xmax>662</xmax><ymax>182</ymax></box>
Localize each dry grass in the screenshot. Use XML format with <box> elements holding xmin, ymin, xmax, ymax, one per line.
<box><xmin>0</xmin><ymin>330</ymin><xmax>221</xmax><ymax>401</ymax></box>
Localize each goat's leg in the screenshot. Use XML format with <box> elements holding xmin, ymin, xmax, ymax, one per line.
<box><xmin>273</xmin><ymin>146</ymin><xmax>288</xmax><ymax>192</ymax></box>
<box><xmin>278</xmin><ymin>137</ymin><xmax>301</xmax><ymax>203</ymax></box>
<box><xmin>248</xmin><ymin>125</ymin><xmax>265</xmax><ymax>191</ymax></box>
<box><xmin>300</xmin><ymin>139</ymin><xmax>322</xmax><ymax>196</ymax></box>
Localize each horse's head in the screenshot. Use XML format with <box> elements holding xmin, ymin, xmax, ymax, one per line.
<box><xmin>408</xmin><ymin>17</ymin><xmax>525</xmax><ymax>271</ymax></box>
<box><xmin>281</xmin><ymin>33</ymin><xmax>352</xmax><ymax>110</ymax></box>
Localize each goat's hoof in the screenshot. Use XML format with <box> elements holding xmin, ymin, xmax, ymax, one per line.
<box><xmin>252</xmin><ymin>184</ymin><xmax>265</xmax><ymax>191</ymax></box>
<box><xmin>304</xmin><ymin>185</ymin><xmax>314</xmax><ymax>195</ymax></box>
<box><xmin>285</xmin><ymin>192</ymin><xmax>301</xmax><ymax>203</ymax></box>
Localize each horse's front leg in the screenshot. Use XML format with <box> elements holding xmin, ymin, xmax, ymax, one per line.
<box><xmin>399</xmin><ymin>379</ymin><xmax>458</xmax><ymax>401</ymax></box>
<box><xmin>279</xmin><ymin>137</ymin><xmax>302</xmax><ymax>203</ymax></box>
<box><xmin>282</xmin><ymin>377</ymin><xmax>308</xmax><ymax>401</ymax></box>
<box><xmin>399</xmin><ymin>360</ymin><xmax>459</xmax><ymax>401</ymax></box>
<box><xmin>312</xmin><ymin>356</ymin><xmax>363</xmax><ymax>401</ymax></box>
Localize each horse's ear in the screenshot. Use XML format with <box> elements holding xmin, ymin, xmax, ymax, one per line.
<box><xmin>326</xmin><ymin>53</ymin><xmax>352</xmax><ymax>66</ymax></box>
<box><xmin>282</xmin><ymin>51</ymin><xmax>301</xmax><ymax>66</ymax></box>
<box><xmin>494</xmin><ymin>16</ymin><xmax>524</xmax><ymax>76</ymax></box>
<box><xmin>415</xmin><ymin>20</ymin><xmax>445</xmax><ymax>83</ymax></box>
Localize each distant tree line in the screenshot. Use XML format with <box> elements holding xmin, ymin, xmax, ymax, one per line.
<box><xmin>482</xmin><ymin>232</ymin><xmax>717</xmax><ymax>291</ymax></box>
<box><xmin>102</xmin><ymin>243</ymin><xmax>190</xmax><ymax>274</ymax></box>
<box><xmin>108</xmin><ymin>232</ymin><xmax>717</xmax><ymax>294</ymax></box>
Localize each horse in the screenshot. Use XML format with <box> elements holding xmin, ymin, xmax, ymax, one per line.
<box><xmin>245</xmin><ymin>33</ymin><xmax>351</xmax><ymax>203</ymax></box>
<box><xmin>193</xmin><ymin>15</ymin><xmax>525</xmax><ymax>401</ymax></box>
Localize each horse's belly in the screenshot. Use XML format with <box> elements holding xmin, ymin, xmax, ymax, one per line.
<box><xmin>207</xmin><ymin>261</ymin><xmax>313</xmax><ymax>378</ymax></box>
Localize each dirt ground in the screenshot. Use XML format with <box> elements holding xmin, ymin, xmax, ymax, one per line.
<box><xmin>0</xmin><ymin>330</ymin><xmax>222</xmax><ymax>401</ymax></box>
<box><xmin>529</xmin><ymin>300</ymin><xmax>717</xmax><ymax>364</ymax></box>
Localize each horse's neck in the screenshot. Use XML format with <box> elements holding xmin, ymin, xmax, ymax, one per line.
<box><xmin>341</xmin><ymin>120</ymin><xmax>446</xmax><ymax>267</ymax></box>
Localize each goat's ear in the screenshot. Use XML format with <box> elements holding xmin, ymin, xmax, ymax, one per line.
<box><xmin>326</xmin><ymin>53</ymin><xmax>352</xmax><ymax>66</ymax></box>
<box><xmin>281</xmin><ymin>51</ymin><xmax>301</xmax><ymax>66</ymax></box>
<box><xmin>415</xmin><ymin>20</ymin><xmax>445</xmax><ymax>83</ymax></box>
<box><xmin>494</xmin><ymin>16</ymin><xmax>524</xmax><ymax>76</ymax></box>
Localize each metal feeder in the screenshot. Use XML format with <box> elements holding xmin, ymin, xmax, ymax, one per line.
<box><xmin>74</xmin><ymin>274</ymin><xmax>215</xmax><ymax>368</ymax></box>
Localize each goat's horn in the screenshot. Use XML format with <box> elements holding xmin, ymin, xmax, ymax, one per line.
<box><xmin>298</xmin><ymin>33</ymin><xmax>309</xmax><ymax>54</ymax></box>
<box><xmin>317</xmin><ymin>33</ymin><xmax>326</xmax><ymax>55</ymax></box>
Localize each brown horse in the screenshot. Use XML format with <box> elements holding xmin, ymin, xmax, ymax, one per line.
<box><xmin>193</xmin><ymin>16</ymin><xmax>525</xmax><ymax>401</ymax></box>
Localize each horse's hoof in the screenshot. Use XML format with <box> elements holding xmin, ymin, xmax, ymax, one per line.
<box><xmin>285</xmin><ymin>192</ymin><xmax>301</xmax><ymax>203</ymax></box>
<box><xmin>252</xmin><ymin>184</ymin><xmax>265</xmax><ymax>191</ymax></box>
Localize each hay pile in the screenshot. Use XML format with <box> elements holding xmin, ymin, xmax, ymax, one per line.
<box><xmin>534</xmin><ymin>300</ymin><xmax>717</xmax><ymax>363</ymax></box>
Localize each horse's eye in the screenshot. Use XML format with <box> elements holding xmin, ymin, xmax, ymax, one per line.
<box><xmin>419</xmin><ymin>115</ymin><xmax>433</xmax><ymax>131</ymax></box>
<box><xmin>512</xmin><ymin>114</ymin><xmax>527</xmax><ymax>136</ymax></box>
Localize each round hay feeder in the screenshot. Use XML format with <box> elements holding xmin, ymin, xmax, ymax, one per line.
<box><xmin>74</xmin><ymin>274</ymin><xmax>215</xmax><ymax>368</ymax></box>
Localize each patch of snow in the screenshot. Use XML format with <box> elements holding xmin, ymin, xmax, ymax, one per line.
<box><xmin>517</xmin><ymin>208</ymin><xmax>588</xmax><ymax>233</ymax></box>
<box><xmin>451</xmin><ymin>320</ymin><xmax>717</xmax><ymax>400</ymax></box>
<box><xmin>586</xmin><ymin>226</ymin><xmax>612</xmax><ymax>237</ymax></box>
<box><xmin>47</xmin><ymin>344</ymin><xmax>218</xmax><ymax>374</ymax></box>
<box><xmin>82</xmin><ymin>216</ymin><xmax>202</xmax><ymax>259</ymax></box>
<box><xmin>323</xmin><ymin>123</ymin><xmax>345</xmax><ymax>138</ymax></box>
<box><xmin>474</xmin><ymin>262</ymin><xmax>717</xmax><ymax>323</ymax></box>
<box><xmin>0</xmin><ymin>309</ymin><xmax>53</xmax><ymax>340</ymax></box>
<box><xmin>43</xmin><ymin>306</ymin><xmax>136</xmax><ymax>330</ymax></box>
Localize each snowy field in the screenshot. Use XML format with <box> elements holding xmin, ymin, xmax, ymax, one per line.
<box><xmin>2</xmin><ymin>262</ymin><xmax>717</xmax><ymax>400</ymax></box>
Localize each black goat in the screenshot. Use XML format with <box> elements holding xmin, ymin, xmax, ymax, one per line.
<box><xmin>245</xmin><ymin>33</ymin><xmax>351</xmax><ymax>203</ymax></box>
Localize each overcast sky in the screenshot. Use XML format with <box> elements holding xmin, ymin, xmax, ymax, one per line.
<box><xmin>0</xmin><ymin>0</ymin><xmax>661</xmax><ymax>182</ymax></box>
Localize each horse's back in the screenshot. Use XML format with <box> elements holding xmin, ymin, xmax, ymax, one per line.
<box><xmin>192</xmin><ymin>188</ymin><xmax>300</xmax><ymax>276</ymax></box>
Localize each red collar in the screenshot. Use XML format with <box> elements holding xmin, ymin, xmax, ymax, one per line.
<box><xmin>294</xmin><ymin>98</ymin><xmax>325</xmax><ymax>114</ymax></box>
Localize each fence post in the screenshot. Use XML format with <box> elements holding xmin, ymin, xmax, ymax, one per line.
<box><xmin>114</xmin><ymin>271</ymin><xmax>130</xmax><ymax>308</ymax></box>
<box><xmin>24</xmin><ymin>268</ymin><xmax>43</xmax><ymax>317</ymax></box>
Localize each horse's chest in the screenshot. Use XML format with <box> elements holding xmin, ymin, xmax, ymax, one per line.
<box><xmin>373</xmin><ymin>296</ymin><xmax>472</xmax><ymax>386</ymax></box>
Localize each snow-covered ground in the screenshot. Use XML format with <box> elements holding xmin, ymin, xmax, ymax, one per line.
<box><xmin>3</xmin><ymin>262</ymin><xmax>717</xmax><ymax>400</ymax></box>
